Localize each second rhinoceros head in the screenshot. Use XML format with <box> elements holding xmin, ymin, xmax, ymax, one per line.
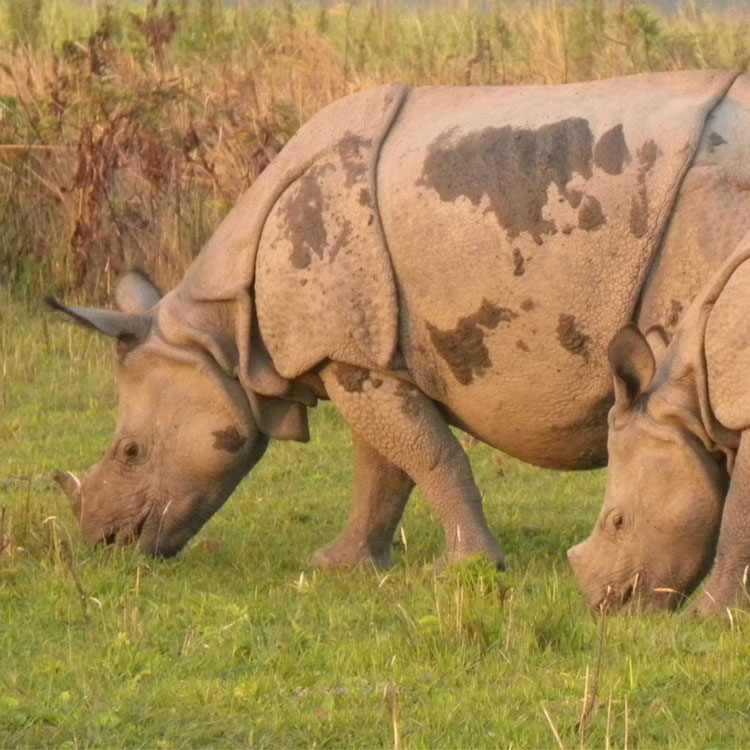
<box><xmin>49</xmin><ymin>271</ymin><xmax>313</xmax><ymax>556</ymax></box>
<box><xmin>568</xmin><ymin>324</ymin><xmax>731</xmax><ymax>611</ymax></box>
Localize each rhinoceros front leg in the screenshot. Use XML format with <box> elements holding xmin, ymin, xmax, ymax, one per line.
<box><xmin>694</xmin><ymin>435</ymin><xmax>750</xmax><ymax>616</ymax></box>
<box><xmin>319</xmin><ymin>362</ymin><xmax>506</xmax><ymax>569</ymax></box>
<box><xmin>309</xmin><ymin>431</ymin><xmax>415</xmax><ymax>569</ymax></box>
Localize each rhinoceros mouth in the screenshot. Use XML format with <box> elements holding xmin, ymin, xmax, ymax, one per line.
<box><xmin>594</xmin><ymin>571</ymin><xmax>644</xmax><ymax>612</ymax></box>
<box><xmin>596</xmin><ymin>583</ymin><xmax>633</xmax><ymax>612</ymax></box>
<box><xmin>594</xmin><ymin>572</ymin><xmax>689</xmax><ymax>613</ymax></box>
<box><xmin>100</xmin><ymin>503</ymin><xmax>154</xmax><ymax>547</ymax></box>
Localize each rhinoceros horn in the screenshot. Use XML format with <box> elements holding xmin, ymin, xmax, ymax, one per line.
<box><xmin>51</xmin><ymin>471</ymin><xmax>82</xmax><ymax>518</ymax></box>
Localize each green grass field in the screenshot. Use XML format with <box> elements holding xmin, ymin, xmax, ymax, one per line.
<box><xmin>5</xmin><ymin>302</ymin><xmax>750</xmax><ymax>749</ymax></box>
<box><xmin>6</xmin><ymin>1</ymin><xmax>750</xmax><ymax>747</ymax></box>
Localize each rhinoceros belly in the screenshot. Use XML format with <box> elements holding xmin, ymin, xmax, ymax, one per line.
<box><xmin>377</xmin><ymin>73</ymin><xmax>737</xmax><ymax>469</ymax></box>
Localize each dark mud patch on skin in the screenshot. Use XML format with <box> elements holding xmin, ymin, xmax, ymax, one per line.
<box><xmin>637</xmin><ymin>139</ymin><xmax>661</xmax><ymax>172</ymax></box>
<box><xmin>627</xmin><ymin>139</ymin><xmax>661</xmax><ymax>238</ymax></box>
<box><xmin>520</xmin><ymin>298</ymin><xmax>536</xmax><ymax>312</ymax></box>
<box><xmin>707</xmin><ymin>131</ymin><xmax>727</xmax><ymax>153</ymax></box>
<box><xmin>282</xmin><ymin>163</ymin><xmax>333</xmax><ymax>269</ymax></box>
<box><xmin>335</xmin><ymin>363</ymin><xmax>370</xmax><ymax>393</ymax></box>
<box><xmin>577</xmin><ymin>195</ymin><xmax>606</xmax><ymax>231</ymax></box>
<box><xmin>567</xmin><ymin>188</ymin><xmax>584</xmax><ymax>209</ymax></box>
<box><xmin>594</xmin><ymin>124</ymin><xmax>630</xmax><ymax>175</ymax></box>
<box><xmin>512</xmin><ymin>248</ymin><xmax>525</xmax><ymax>276</ymax></box>
<box><xmin>667</xmin><ymin>298</ymin><xmax>683</xmax><ymax>328</ymax></box>
<box><xmin>329</xmin><ymin>218</ymin><xmax>353</xmax><ymax>262</ymax></box>
<box><xmin>419</xmin><ymin>118</ymin><xmax>594</xmax><ymax>243</ymax></box>
<box><xmin>516</xmin><ymin>339</ymin><xmax>530</xmax><ymax>352</ymax></box>
<box><xmin>336</xmin><ymin>133</ymin><xmax>371</xmax><ymax>187</ymax></box>
<box><xmin>358</xmin><ymin>187</ymin><xmax>372</xmax><ymax>206</ymax></box>
<box><xmin>629</xmin><ymin>184</ymin><xmax>649</xmax><ymax>238</ymax></box>
<box><xmin>428</xmin><ymin>299</ymin><xmax>518</xmax><ymax>385</ymax></box>
<box><xmin>396</xmin><ymin>381</ymin><xmax>421</xmax><ymax>418</ymax></box>
<box><xmin>212</xmin><ymin>427</ymin><xmax>246</xmax><ymax>453</ymax></box>
<box><xmin>556</xmin><ymin>314</ymin><xmax>591</xmax><ymax>360</ymax></box>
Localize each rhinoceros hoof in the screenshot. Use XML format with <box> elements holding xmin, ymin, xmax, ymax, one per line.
<box><xmin>690</xmin><ymin>598</ymin><xmax>732</xmax><ymax>620</ymax></box>
<box><xmin>308</xmin><ymin>540</ymin><xmax>394</xmax><ymax>570</ymax></box>
<box><xmin>435</xmin><ymin>546</ymin><xmax>507</xmax><ymax>572</ymax></box>
<box><xmin>690</xmin><ymin>596</ymin><xmax>737</xmax><ymax>621</ymax></box>
<box><xmin>690</xmin><ymin>567</ymin><xmax>750</xmax><ymax>619</ymax></box>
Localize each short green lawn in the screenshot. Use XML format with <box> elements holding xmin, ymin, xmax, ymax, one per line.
<box><xmin>3</xmin><ymin>304</ymin><xmax>750</xmax><ymax>749</ymax></box>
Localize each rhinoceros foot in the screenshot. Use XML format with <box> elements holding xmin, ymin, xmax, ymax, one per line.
<box><xmin>308</xmin><ymin>536</ymin><xmax>395</xmax><ymax>570</ymax></box>
<box><xmin>690</xmin><ymin>566</ymin><xmax>750</xmax><ymax>619</ymax></box>
<box><xmin>434</xmin><ymin>544</ymin><xmax>507</xmax><ymax>573</ymax></box>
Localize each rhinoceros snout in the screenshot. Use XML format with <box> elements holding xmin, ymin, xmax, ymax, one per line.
<box><xmin>566</xmin><ymin>541</ymin><xmax>586</xmax><ymax>574</ymax></box>
<box><xmin>566</xmin><ymin>540</ymin><xmax>612</xmax><ymax>608</ymax></box>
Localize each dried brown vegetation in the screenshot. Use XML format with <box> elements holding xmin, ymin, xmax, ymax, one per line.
<box><xmin>1</xmin><ymin>0</ymin><xmax>749</xmax><ymax>299</ymax></box>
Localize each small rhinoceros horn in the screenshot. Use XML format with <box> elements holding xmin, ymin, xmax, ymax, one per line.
<box><xmin>51</xmin><ymin>470</ymin><xmax>82</xmax><ymax>518</ymax></box>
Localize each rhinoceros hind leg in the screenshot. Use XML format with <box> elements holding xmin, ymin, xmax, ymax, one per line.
<box><xmin>309</xmin><ymin>431</ymin><xmax>414</xmax><ymax>569</ymax></box>
<box><xmin>319</xmin><ymin>362</ymin><xmax>505</xmax><ymax>569</ymax></box>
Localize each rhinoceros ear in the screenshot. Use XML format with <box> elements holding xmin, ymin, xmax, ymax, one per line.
<box><xmin>115</xmin><ymin>270</ymin><xmax>162</xmax><ymax>314</ymax></box>
<box><xmin>46</xmin><ymin>297</ymin><xmax>152</xmax><ymax>342</ymax></box>
<box><xmin>609</xmin><ymin>324</ymin><xmax>656</xmax><ymax>408</ymax></box>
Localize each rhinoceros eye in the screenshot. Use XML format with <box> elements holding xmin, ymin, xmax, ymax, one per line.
<box><xmin>122</xmin><ymin>442</ymin><xmax>140</xmax><ymax>461</ymax></box>
<box><xmin>611</xmin><ymin>512</ymin><xmax>625</xmax><ymax>531</ymax></box>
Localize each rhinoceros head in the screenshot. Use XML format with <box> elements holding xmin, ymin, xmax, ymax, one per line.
<box><xmin>49</xmin><ymin>271</ymin><xmax>310</xmax><ymax>556</ymax></box>
<box><xmin>568</xmin><ymin>324</ymin><xmax>729</xmax><ymax>611</ymax></box>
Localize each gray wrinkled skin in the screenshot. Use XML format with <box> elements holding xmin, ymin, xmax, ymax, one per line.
<box><xmin>47</xmin><ymin>72</ymin><xmax>750</xmax><ymax>569</ymax></box>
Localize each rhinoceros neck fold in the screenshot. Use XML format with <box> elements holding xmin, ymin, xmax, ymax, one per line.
<box><xmin>650</xmin><ymin>240</ymin><xmax>750</xmax><ymax>468</ymax></box>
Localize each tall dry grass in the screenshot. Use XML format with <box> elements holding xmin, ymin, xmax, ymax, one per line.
<box><xmin>1</xmin><ymin>0</ymin><xmax>749</xmax><ymax>300</ymax></box>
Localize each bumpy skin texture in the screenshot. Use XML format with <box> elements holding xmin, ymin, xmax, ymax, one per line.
<box><xmin>50</xmin><ymin>71</ymin><xmax>750</xmax><ymax>571</ymax></box>
<box><xmin>569</xmin><ymin>240</ymin><xmax>750</xmax><ymax>615</ymax></box>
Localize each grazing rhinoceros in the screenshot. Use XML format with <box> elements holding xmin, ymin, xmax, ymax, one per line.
<box><xmin>568</xmin><ymin>236</ymin><xmax>750</xmax><ymax>615</ymax></box>
<box><xmin>50</xmin><ymin>70</ymin><xmax>750</xmax><ymax>569</ymax></box>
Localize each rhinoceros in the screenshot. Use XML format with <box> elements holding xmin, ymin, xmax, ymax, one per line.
<box><xmin>568</xmin><ymin>236</ymin><xmax>750</xmax><ymax>615</ymax></box>
<box><xmin>49</xmin><ymin>70</ymin><xmax>750</xmax><ymax>569</ymax></box>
